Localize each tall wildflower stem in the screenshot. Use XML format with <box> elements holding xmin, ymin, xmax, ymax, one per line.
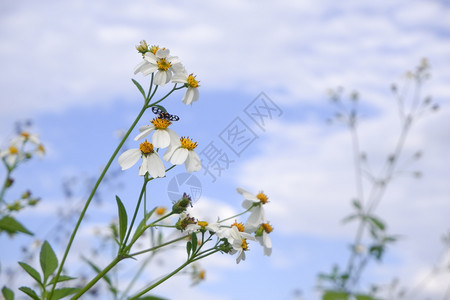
<box><xmin>50</xmin><ymin>99</ymin><xmax>150</xmax><ymax>297</ymax></box>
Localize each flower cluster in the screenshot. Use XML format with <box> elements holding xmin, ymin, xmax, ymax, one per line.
<box><xmin>174</xmin><ymin>188</ymin><xmax>274</xmax><ymax>264</ymax></box>
<box><xmin>118</xmin><ymin>41</ymin><xmax>202</xmax><ymax>178</ymax></box>
<box><xmin>134</xmin><ymin>41</ymin><xmax>200</xmax><ymax>105</ymax></box>
<box><xmin>0</xmin><ymin>132</ymin><xmax>45</xmax><ymax>168</ymax></box>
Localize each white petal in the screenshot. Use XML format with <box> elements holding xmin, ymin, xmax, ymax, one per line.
<box><xmin>152</xmin><ymin>129</ymin><xmax>170</xmax><ymax>148</ymax></box>
<box><xmin>156</xmin><ymin>48</ymin><xmax>170</xmax><ymax>58</ymax></box>
<box><xmin>140</xmin><ymin>64</ymin><xmax>158</xmax><ymax>76</ymax></box>
<box><xmin>166</xmin><ymin>128</ymin><xmax>180</xmax><ymax>147</ymax></box>
<box><xmin>242</xmin><ymin>199</ymin><xmax>256</xmax><ymax>210</ymax></box>
<box><xmin>163</xmin><ymin>146</ymin><xmax>178</xmax><ymax>161</ymax></box>
<box><xmin>263</xmin><ymin>233</ymin><xmax>272</xmax><ymax>250</ymax></box>
<box><xmin>236</xmin><ymin>249</ymin><xmax>245</xmax><ymax>264</ymax></box>
<box><xmin>245</xmin><ymin>207</ymin><xmax>264</xmax><ymax>229</ymax></box>
<box><xmin>171</xmin><ymin>72</ymin><xmax>188</xmax><ymax>83</ymax></box>
<box><xmin>6</xmin><ymin>154</ymin><xmax>17</xmax><ymax>166</ymax></box>
<box><xmin>138</xmin><ymin>156</ymin><xmax>148</xmax><ymax>176</ymax></box>
<box><xmin>134</xmin><ymin>60</ymin><xmax>148</xmax><ymax>74</ymax></box>
<box><xmin>118</xmin><ymin>149</ymin><xmax>141</xmax><ymax>170</ymax></box>
<box><xmin>143</xmin><ymin>52</ymin><xmax>158</xmax><ymax>63</ymax></box>
<box><xmin>236</xmin><ymin>187</ymin><xmax>259</xmax><ymax>202</ymax></box>
<box><xmin>182</xmin><ymin>87</ymin><xmax>199</xmax><ymax>105</ymax></box>
<box><xmin>147</xmin><ymin>153</ymin><xmax>166</xmax><ymax>178</ymax></box>
<box><xmin>134</xmin><ymin>126</ymin><xmax>154</xmax><ymax>141</ymax></box>
<box><xmin>154</xmin><ymin>70</ymin><xmax>172</xmax><ymax>86</ymax></box>
<box><xmin>170</xmin><ymin>148</ymin><xmax>189</xmax><ymax>165</ymax></box>
<box><xmin>168</xmin><ymin>56</ymin><xmax>181</xmax><ymax>65</ymax></box>
<box><xmin>185</xmin><ymin>151</ymin><xmax>201</xmax><ymax>172</ymax></box>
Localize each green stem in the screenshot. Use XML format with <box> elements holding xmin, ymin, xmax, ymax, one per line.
<box><xmin>0</xmin><ymin>162</ymin><xmax>12</xmax><ymax>205</ymax></box>
<box><xmin>71</xmin><ymin>256</ymin><xmax>124</xmax><ymax>300</ymax></box>
<box><xmin>121</xmin><ymin>176</ymin><xmax>150</xmax><ymax>251</ymax></box>
<box><xmin>50</xmin><ymin>102</ymin><xmax>149</xmax><ymax>298</ymax></box>
<box><xmin>129</xmin><ymin>235</ymin><xmax>188</xmax><ymax>257</ymax></box>
<box><xmin>147</xmin><ymin>84</ymin><xmax>184</xmax><ymax>108</ymax></box>
<box><xmin>219</xmin><ymin>205</ymin><xmax>254</xmax><ymax>223</ymax></box>
<box><xmin>129</xmin><ymin>259</ymin><xmax>193</xmax><ymax>300</ymax></box>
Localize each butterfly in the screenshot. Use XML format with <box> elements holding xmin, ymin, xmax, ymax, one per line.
<box><xmin>151</xmin><ymin>106</ymin><xmax>180</xmax><ymax>121</ymax></box>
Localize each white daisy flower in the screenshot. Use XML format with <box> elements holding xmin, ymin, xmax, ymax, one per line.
<box><xmin>226</xmin><ymin>225</ymin><xmax>255</xmax><ymax>264</ymax></box>
<box><xmin>256</xmin><ymin>222</ymin><xmax>273</xmax><ymax>256</ymax></box>
<box><xmin>163</xmin><ymin>137</ymin><xmax>201</xmax><ymax>172</ymax></box>
<box><xmin>11</xmin><ymin>132</ymin><xmax>41</xmax><ymax>146</ymax></box>
<box><xmin>236</xmin><ymin>188</ymin><xmax>269</xmax><ymax>232</ymax></box>
<box><xmin>172</xmin><ymin>71</ymin><xmax>200</xmax><ymax>105</ymax></box>
<box><xmin>118</xmin><ymin>140</ymin><xmax>165</xmax><ymax>178</ymax></box>
<box><xmin>0</xmin><ymin>144</ymin><xmax>21</xmax><ymax>166</ymax></box>
<box><xmin>185</xmin><ymin>221</ymin><xmax>222</xmax><ymax>235</ymax></box>
<box><xmin>134</xmin><ymin>117</ymin><xmax>179</xmax><ymax>149</ymax></box>
<box><xmin>134</xmin><ymin>47</ymin><xmax>183</xmax><ymax>86</ymax></box>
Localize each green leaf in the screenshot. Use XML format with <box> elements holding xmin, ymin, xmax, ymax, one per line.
<box><xmin>132</xmin><ymin>79</ymin><xmax>146</xmax><ymax>99</ymax></box>
<box><xmin>18</xmin><ymin>287</ymin><xmax>39</xmax><ymax>300</ymax></box>
<box><xmin>47</xmin><ymin>275</ymin><xmax>76</xmax><ymax>286</ymax></box>
<box><xmin>2</xmin><ymin>286</ymin><xmax>14</xmax><ymax>300</ymax></box>
<box><xmin>322</xmin><ymin>290</ymin><xmax>349</xmax><ymax>300</ymax></box>
<box><xmin>342</xmin><ymin>214</ymin><xmax>358</xmax><ymax>224</ymax></box>
<box><xmin>40</xmin><ymin>241</ymin><xmax>58</xmax><ymax>283</ymax></box>
<box><xmin>0</xmin><ymin>216</ymin><xmax>33</xmax><ymax>236</ymax></box>
<box><xmin>116</xmin><ymin>195</ymin><xmax>128</xmax><ymax>245</ymax></box>
<box><xmin>355</xmin><ymin>294</ymin><xmax>376</xmax><ymax>300</ymax></box>
<box><xmin>82</xmin><ymin>257</ymin><xmax>113</xmax><ymax>288</ymax></box>
<box><xmin>352</xmin><ymin>199</ymin><xmax>362</xmax><ymax>210</ymax></box>
<box><xmin>135</xmin><ymin>296</ymin><xmax>168</xmax><ymax>300</ymax></box>
<box><xmin>186</xmin><ymin>241</ymin><xmax>192</xmax><ymax>258</ymax></box>
<box><xmin>18</xmin><ymin>262</ymin><xmax>42</xmax><ymax>285</ymax></box>
<box><xmin>52</xmin><ymin>287</ymin><xmax>79</xmax><ymax>300</ymax></box>
<box><xmin>191</xmin><ymin>233</ymin><xmax>198</xmax><ymax>254</ymax></box>
<box><xmin>368</xmin><ymin>216</ymin><xmax>385</xmax><ymax>231</ymax></box>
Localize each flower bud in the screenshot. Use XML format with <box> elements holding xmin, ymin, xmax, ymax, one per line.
<box><xmin>172</xmin><ymin>193</ymin><xmax>192</xmax><ymax>214</ymax></box>
<box><xmin>175</xmin><ymin>214</ymin><xmax>196</xmax><ymax>231</ymax></box>
<box><xmin>136</xmin><ymin>40</ymin><xmax>149</xmax><ymax>55</ymax></box>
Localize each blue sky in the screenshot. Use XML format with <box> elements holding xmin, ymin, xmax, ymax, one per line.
<box><xmin>1</xmin><ymin>0</ymin><xmax>450</xmax><ymax>299</ymax></box>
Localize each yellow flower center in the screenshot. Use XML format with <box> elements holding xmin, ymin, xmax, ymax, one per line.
<box><xmin>139</xmin><ymin>140</ymin><xmax>154</xmax><ymax>154</ymax></box>
<box><xmin>256</xmin><ymin>192</ymin><xmax>269</xmax><ymax>204</ymax></box>
<box><xmin>261</xmin><ymin>223</ymin><xmax>273</xmax><ymax>233</ymax></box>
<box><xmin>199</xmin><ymin>270</ymin><xmax>206</xmax><ymax>280</ymax></box>
<box><xmin>38</xmin><ymin>144</ymin><xmax>45</xmax><ymax>153</ymax></box>
<box><xmin>180</xmin><ymin>137</ymin><xmax>198</xmax><ymax>150</ymax></box>
<box><xmin>20</xmin><ymin>132</ymin><xmax>30</xmax><ymax>139</ymax></box>
<box><xmin>187</xmin><ymin>74</ymin><xmax>199</xmax><ymax>88</ymax></box>
<box><xmin>151</xmin><ymin>118</ymin><xmax>171</xmax><ymax>129</ymax></box>
<box><xmin>231</xmin><ymin>222</ymin><xmax>245</xmax><ymax>232</ymax></box>
<box><xmin>197</xmin><ymin>221</ymin><xmax>208</xmax><ymax>227</ymax></box>
<box><xmin>157</xmin><ymin>58</ymin><xmax>171</xmax><ymax>71</ymax></box>
<box><xmin>241</xmin><ymin>239</ymin><xmax>248</xmax><ymax>251</ymax></box>
<box><xmin>9</xmin><ymin>146</ymin><xmax>18</xmax><ymax>154</ymax></box>
<box><xmin>155</xmin><ymin>207</ymin><xmax>166</xmax><ymax>215</ymax></box>
<box><xmin>150</xmin><ymin>45</ymin><xmax>159</xmax><ymax>55</ymax></box>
